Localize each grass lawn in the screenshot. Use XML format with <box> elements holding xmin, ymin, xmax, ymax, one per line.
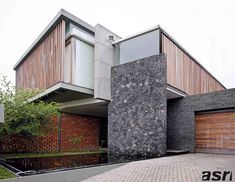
<box><xmin>0</xmin><ymin>166</ymin><xmax>15</xmax><ymax>180</ymax></box>
<box><xmin>0</xmin><ymin>148</ymin><xmax>107</xmax><ymax>159</ymax></box>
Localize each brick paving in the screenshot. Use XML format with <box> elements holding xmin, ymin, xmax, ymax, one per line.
<box><xmin>3</xmin><ymin>154</ymin><xmax>235</xmax><ymax>182</ymax></box>
<box><xmin>82</xmin><ymin>154</ymin><xmax>235</xmax><ymax>182</ymax></box>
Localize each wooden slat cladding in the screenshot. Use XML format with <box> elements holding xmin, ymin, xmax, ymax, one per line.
<box><xmin>162</xmin><ymin>33</ymin><xmax>225</xmax><ymax>95</ymax></box>
<box><xmin>195</xmin><ymin>111</ymin><xmax>235</xmax><ymax>154</ymax></box>
<box><xmin>16</xmin><ymin>20</ymin><xmax>66</xmax><ymax>90</ymax></box>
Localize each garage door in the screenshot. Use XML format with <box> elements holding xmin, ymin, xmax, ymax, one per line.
<box><xmin>195</xmin><ymin>110</ymin><xmax>235</xmax><ymax>154</ymax></box>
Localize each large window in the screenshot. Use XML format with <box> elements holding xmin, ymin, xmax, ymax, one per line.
<box><xmin>75</xmin><ymin>39</ymin><xmax>94</xmax><ymax>89</ymax></box>
<box><xmin>64</xmin><ymin>23</ymin><xmax>95</xmax><ymax>90</ymax></box>
<box><xmin>115</xmin><ymin>29</ymin><xmax>160</xmax><ymax>64</ymax></box>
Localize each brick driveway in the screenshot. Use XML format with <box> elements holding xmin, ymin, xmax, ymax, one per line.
<box><xmin>4</xmin><ymin>154</ymin><xmax>235</xmax><ymax>182</ymax></box>
<box><xmin>82</xmin><ymin>154</ymin><xmax>235</xmax><ymax>182</ymax></box>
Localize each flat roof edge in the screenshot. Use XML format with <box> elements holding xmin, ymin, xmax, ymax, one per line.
<box><xmin>28</xmin><ymin>82</ymin><xmax>94</xmax><ymax>102</ymax></box>
<box><xmin>167</xmin><ymin>84</ymin><xmax>188</xmax><ymax>97</ymax></box>
<box><xmin>13</xmin><ymin>9</ymin><xmax>95</xmax><ymax>70</ymax></box>
<box><xmin>112</xmin><ymin>25</ymin><xmax>160</xmax><ymax>44</ymax></box>
<box><xmin>95</xmin><ymin>24</ymin><xmax>122</xmax><ymax>39</ymax></box>
<box><xmin>159</xmin><ymin>26</ymin><xmax>226</xmax><ymax>89</ymax></box>
<box><xmin>113</xmin><ymin>25</ymin><xmax>226</xmax><ymax>89</ymax></box>
<box><xmin>62</xmin><ymin>98</ymin><xmax>107</xmax><ymax>109</ymax></box>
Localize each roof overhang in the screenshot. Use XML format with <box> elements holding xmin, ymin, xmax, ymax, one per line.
<box><xmin>167</xmin><ymin>84</ymin><xmax>187</xmax><ymax>100</ymax></box>
<box><xmin>29</xmin><ymin>82</ymin><xmax>94</xmax><ymax>103</ymax></box>
<box><xmin>13</xmin><ymin>9</ymin><xmax>95</xmax><ymax>70</ymax></box>
<box><xmin>113</xmin><ymin>25</ymin><xmax>160</xmax><ymax>45</ymax></box>
<box><xmin>62</xmin><ymin>98</ymin><xmax>108</xmax><ymax>117</ymax></box>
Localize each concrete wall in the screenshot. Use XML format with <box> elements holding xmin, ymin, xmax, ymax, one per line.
<box><xmin>167</xmin><ymin>88</ymin><xmax>235</xmax><ymax>152</ymax></box>
<box><xmin>94</xmin><ymin>24</ymin><xmax>121</xmax><ymax>100</ymax></box>
<box><xmin>108</xmin><ymin>54</ymin><xmax>167</xmax><ymax>158</ymax></box>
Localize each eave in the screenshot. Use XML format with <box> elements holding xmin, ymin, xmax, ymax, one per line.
<box><xmin>13</xmin><ymin>9</ymin><xmax>95</xmax><ymax>70</ymax></box>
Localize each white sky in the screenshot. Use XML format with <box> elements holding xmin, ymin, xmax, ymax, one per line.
<box><xmin>0</xmin><ymin>0</ymin><xmax>235</xmax><ymax>88</ymax></box>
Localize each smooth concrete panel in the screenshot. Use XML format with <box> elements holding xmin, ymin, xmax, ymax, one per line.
<box><xmin>94</xmin><ymin>24</ymin><xmax>121</xmax><ymax>100</ymax></box>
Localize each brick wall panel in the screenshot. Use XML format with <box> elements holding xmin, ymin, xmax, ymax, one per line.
<box><xmin>0</xmin><ymin>114</ymin><xmax>101</xmax><ymax>153</ymax></box>
<box><xmin>61</xmin><ymin>114</ymin><xmax>100</xmax><ymax>152</ymax></box>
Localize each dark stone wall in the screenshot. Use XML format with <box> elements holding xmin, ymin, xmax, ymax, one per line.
<box><xmin>108</xmin><ymin>54</ymin><xmax>167</xmax><ymax>157</ymax></box>
<box><xmin>167</xmin><ymin>88</ymin><xmax>235</xmax><ymax>152</ymax></box>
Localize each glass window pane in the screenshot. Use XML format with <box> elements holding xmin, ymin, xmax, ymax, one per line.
<box><xmin>75</xmin><ymin>39</ymin><xmax>94</xmax><ymax>89</ymax></box>
<box><xmin>118</xmin><ymin>29</ymin><xmax>160</xmax><ymax>64</ymax></box>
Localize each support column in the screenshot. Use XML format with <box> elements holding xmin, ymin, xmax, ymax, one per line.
<box><xmin>108</xmin><ymin>54</ymin><xmax>167</xmax><ymax>158</ymax></box>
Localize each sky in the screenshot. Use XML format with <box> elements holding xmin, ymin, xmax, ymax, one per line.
<box><xmin>0</xmin><ymin>0</ymin><xmax>235</xmax><ymax>88</ymax></box>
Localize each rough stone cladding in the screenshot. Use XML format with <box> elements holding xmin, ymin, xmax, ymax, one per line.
<box><xmin>108</xmin><ymin>54</ymin><xmax>167</xmax><ymax>157</ymax></box>
<box><xmin>0</xmin><ymin>114</ymin><xmax>100</xmax><ymax>153</ymax></box>
<box><xmin>167</xmin><ymin>88</ymin><xmax>235</xmax><ymax>152</ymax></box>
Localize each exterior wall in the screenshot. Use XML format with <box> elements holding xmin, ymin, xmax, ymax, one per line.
<box><xmin>0</xmin><ymin>118</ymin><xmax>58</xmax><ymax>153</ymax></box>
<box><xmin>167</xmin><ymin>88</ymin><xmax>235</xmax><ymax>152</ymax></box>
<box><xmin>60</xmin><ymin>114</ymin><xmax>100</xmax><ymax>151</ymax></box>
<box><xmin>162</xmin><ymin>33</ymin><xmax>225</xmax><ymax>95</ymax></box>
<box><xmin>108</xmin><ymin>54</ymin><xmax>167</xmax><ymax>157</ymax></box>
<box><xmin>15</xmin><ymin>20</ymin><xmax>66</xmax><ymax>89</ymax></box>
<box><xmin>94</xmin><ymin>24</ymin><xmax>121</xmax><ymax>100</ymax></box>
<box><xmin>0</xmin><ymin>114</ymin><xmax>100</xmax><ymax>153</ymax></box>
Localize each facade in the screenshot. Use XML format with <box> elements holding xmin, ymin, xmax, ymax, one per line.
<box><xmin>7</xmin><ymin>9</ymin><xmax>234</xmax><ymax>155</ymax></box>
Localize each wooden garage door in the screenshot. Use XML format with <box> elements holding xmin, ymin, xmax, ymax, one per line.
<box><xmin>195</xmin><ymin>110</ymin><xmax>235</xmax><ymax>154</ymax></box>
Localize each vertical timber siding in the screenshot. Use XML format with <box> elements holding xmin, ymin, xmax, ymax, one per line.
<box><xmin>162</xmin><ymin>33</ymin><xmax>225</xmax><ymax>95</ymax></box>
<box><xmin>15</xmin><ymin>20</ymin><xmax>66</xmax><ymax>89</ymax></box>
<box><xmin>195</xmin><ymin>111</ymin><xmax>235</xmax><ymax>154</ymax></box>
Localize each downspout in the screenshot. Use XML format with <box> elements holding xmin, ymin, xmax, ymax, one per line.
<box><xmin>57</xmin><ymin>114</ymin><xmax>62</xmax><ymax>152</ymax></box>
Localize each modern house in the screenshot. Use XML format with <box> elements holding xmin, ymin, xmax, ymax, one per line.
<box><xmin>4</xmin><ymin>9</ymin><xmax>234</xmax><ymax>155</ymax></box>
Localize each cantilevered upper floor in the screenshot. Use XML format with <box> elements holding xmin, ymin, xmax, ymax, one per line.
<box><xmin>13</xmin><ymin>9</ymin><xmax>120</xmax><ymax>104</ymax></box>
<box><xmin>14</xmin><ymin>9</ymin><xmax>225</xmax><ymax>106</ymax></box>
<box><xmin>113</xmin><ymin>26</ymin><xmax>225</xmax><ymax>96</ymax></box>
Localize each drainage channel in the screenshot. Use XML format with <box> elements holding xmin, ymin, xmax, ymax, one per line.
<box><xmin>0</xmin><ymin>156</ymin><xmax>155</xmax><ymax>177</ymax></box>
<box><xmin>1</xmin><ymin>160</ymin><xmax>127</xmax><ymax>177</ymax></box>
<box><xmin>1</xmin><ymin>160</ymin><xmax>36</xmax><ymax>177</ymax></box>
<box><xmin>0</xmin><ymin>153</ymin><xmax>181</xmax><ymax>177</ymax></box>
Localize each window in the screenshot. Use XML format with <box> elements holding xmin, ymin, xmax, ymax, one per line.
<box><xmin>75</xmin><ymin>39</ymin><xmax>94</xmax><ymax>89</ymax></box>
<box><xmin>115</xmin><ymin>29</ymin><xmax>160</xmax><ymax>64</ymax></box>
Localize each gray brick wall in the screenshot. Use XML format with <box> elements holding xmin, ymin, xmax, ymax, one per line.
<box><xmin>108</xmin><ymin>54</ymin><xmax>167</xmax><ymax>158</ymax></box>
<box><xmin>167</xmin><ymin>88</ymin><xmax>235</xmax><ymax>152</ymax></box>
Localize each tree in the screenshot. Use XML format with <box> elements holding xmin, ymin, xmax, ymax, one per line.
<box><xmin>0</xmin><ymin>76</ymin><xmax>61</xmax><ymax>151</ymax></box>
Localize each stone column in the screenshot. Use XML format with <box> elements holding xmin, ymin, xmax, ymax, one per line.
<box><xmin>108</xmin><ymin>54</ymin><xmax>167</xmax><ymax>158</ymax></box>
